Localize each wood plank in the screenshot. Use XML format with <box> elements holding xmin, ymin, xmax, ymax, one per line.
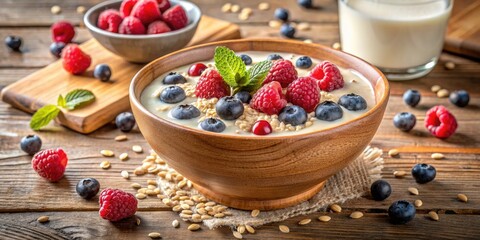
<box><xmin>445</xmin><ymin>0</ymin><xmax>480</xmax><ymax>59</ymax></box>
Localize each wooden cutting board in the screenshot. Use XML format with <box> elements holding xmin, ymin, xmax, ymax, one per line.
<box><xmin>1</xmin><ymin>16</ymin><xmax>241</xmax><ymax>134</ymax></box>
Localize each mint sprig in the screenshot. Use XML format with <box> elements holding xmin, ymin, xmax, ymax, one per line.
<box><xmin>30</xmin><ymin>89</ymin><xmax>95</xmax><ymax>130</ymax></box>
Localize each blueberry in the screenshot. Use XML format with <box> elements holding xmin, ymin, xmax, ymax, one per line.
<box><xmin>411</xmin><ymin>163</ymin><xmax>436</xmax><ymax>184</ymax></box>
<box><xmin>5</xmin><ymin>35</ymin><xmax>22</xmax><ymax>51</ymax></box>
<box><xmin>76</xmin><ymin>178</ymin><xmax>100</xmax><ymax>200</ymax></box>
<box><xmin>170</xmin><ymin>104</ymin><xmax>201</xmax><ymax>120</ymax></box>
<box><xmin>216</xmin><ymin>96</ymin><xmax>244</xmax><ymax>120</ymax></box>
<box><xmin>93</xmin><ymin>64</ymin><xmax>112</xmax><ymax>82</ymax></box>
<box><xmin>115</xmin><ymin>112</ymin><xmax>136</xmax><ymax>132</ymax></box>
<box><xmin>239</xmin><ymin>54</ymin><xmax>252</xmax><ymax>65</ymax></box>
<box><xmin>267</xmin><ymin>53</ymin><xmax>283</xmax><ymax>61</ymax></box>
<box><xmin>279</xmin><ymin>105</ymin><xmax>307</xmax><ymax>126</ymax></box>
<box><xmin>449</xmin><ymin>90</ymin><xmax>470</xmax><ymax>107</ymax></box>
<box><xmin>403</xmin><ymin>89</ymin><xmax>421</xmax><ymax>107</ymax></box>
<box><xmin>274</xmin><ymin>8</ymin><xmax>289</xmax><ymax>21</ymax></box>
<box><xmin>200</xmin><ymin>118</ymin><xmax>226</xmax><ymax>133</ymax></box>
<box><xmin>49</xmin><ymin>42</ymin><xmax>66</xmax><ymax>58</ymax></box>
<box><xmin>315</xmin><ymin>101</ymin><xmax>343</xmax><ymax>121</ymax></box>
<box><xmin>234</xmin><ymin>91</ymin><xmax>252</xmax><ymax>104</ymax></box>
<box><xmin>393</xmin><ymin>112</ymin><xmax>416</xmax><ymax>132</ymax></box>
<box><xmin>163</xmin><ymin>72</ymin><xmax>187</xmax><ymax>85</ymax></box>
<box><xmin>370</xmin><ymin>180</ymin><xmax>392</xmax><ymax>201</ymax></box>
<box><xmin>388</xmin><ymin>200</ymin><xmax>416</xmax><ymax>224</ymax></box>
<box><xmin>296</xmin><ymin>56</ymin><xmax>313</xmax><ymax>69</ymax></box>
<box><xmin>338</xmin><ymin>93</ymin><xmax>367</xmax><ymax>111</ymax></box>
<box><xmin>298</xmin><ymin>0</ymin><xmax>313</xmax><ymax>8</ymax></box>
<box><xmin>280</xmin><ymin>24</ymin><xmax>296</xmax><ymax>38</ymax></box>
<box><xmin>160</xmin><ymin>86</ymin><xmax>186</xmax><ymax>104</ymax></box>
<box><xmin>20</xmin><ymin>135</ymin><xmax>42</xmax><ymax>155</ymax></box>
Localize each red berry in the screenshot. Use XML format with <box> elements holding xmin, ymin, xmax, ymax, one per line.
<box><xmin>424</xmin><ymin>105</ymin><xmax>458</xmax><ymax>139</ymax></box>
<box><xmin>263</xmin><ymin>59</ymin><xmax>298</xmax><ymax>88</ymax></box>
<box><xmin>157</xmin><ymin>0</ymin><xmax>171</xmax><ymax>12</ymax></box>
<box><xmin>286</xmin><ymin>76</ymin><xmax>320</xmax><ymax>113</ymax></box>
<box><xmin>188</xmin><ymin>63</ymin><xmax>208</xmax><ymax>76</ymax></box>
<box><xmin>61</xmin><ymin>44</ymin><xmax>91</xmax><ymax>75</ymax></box>
<box><xmin>32</xmin><ymin>148</ymin><xmax>68</xmax><ymax>182</ymax></box>
<box><xmin>51</xmin><ymin>21</ymin><xmax>75</xmax><ymax>44</ymax></box>
<box><xmin>120</xmin><ymin>0</ymin><xmax>138</xmax><ymax>17</ymax></box>
<box><xmin>119</xmin><ymin>16</ymin><xmax>146</xmax><ymax>35</ymax></box>
<box><xmin>252</xmin><ymin>120</ymin><xmax>273</xmax><ymax>135</ymax></box>
<box><xmin>131</xmin><ymin>0</ymin><xmax>162</xmax><ymax>25</ymax></box>
<box><xmin>97</xmin><ymin>9</ymin><xmax>123</xmax><ymax>33</ymax></box>
<box><xmin>194</xmin><ymin>69</ymin><xmax>230</xmax><ymax>99</ymax></box>
<box><xmin>250</xmin><ymin>81</ymin><xmax>287</xmax><ymax>115</ymax></box>
<box><xmin>162</xmin><ymin>5</ymin><xmax>188</xmax><ymax>30</ymax></box>
<box><xmin>99</xmin><ymin>188</ymin><xmax>138</xmax><ymax>221</ymax></box>
<box><xmin>147</xmin><ymin>20</ymin><xmax>171</xmax><ymax>34</ymax></box>
<box><xmin>309</xmin><ymin>61</ymin><xmax>344</xmax><ymax>92</ymax></box>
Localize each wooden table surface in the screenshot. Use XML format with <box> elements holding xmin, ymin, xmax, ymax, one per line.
<box><xmin>1</xmin><ymin>0</ymin><xmax>479</xmax><ymax>239</ymax></box>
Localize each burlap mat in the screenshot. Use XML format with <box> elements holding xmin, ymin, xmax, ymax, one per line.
<box><xmin>157</xmin><ymin>146</ymin><xmax>384</xmax><ymax>229</ymax></box>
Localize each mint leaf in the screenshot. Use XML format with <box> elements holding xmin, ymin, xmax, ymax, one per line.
<box><xmin>243</xmin><ymin>60</ymin><xmax>273</xmax><ymax>92</ymax></box>
<box><xmin>57</xmin><ymin>94</ymin><xmax>66</xmax><ymax>108</ymax></box>
<box><xmin>214</xmin><ymin>46</ymin><xmax>247</xmax><ymax>88</ymax></box>
<box><xmin>30</xmin><ymin>105</ymin><xmax>60</xmax><ymax>130</ymax></box>
<box><xmin>64</xmin><ymin>89</ymin><xmax>95</xmax><ymax>110</ymax></box>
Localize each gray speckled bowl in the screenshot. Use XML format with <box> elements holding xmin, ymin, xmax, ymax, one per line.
<box><xmin>84</xmin><ymin>0</ymin><xmax>201</xmax><ymax>63</ymax></box>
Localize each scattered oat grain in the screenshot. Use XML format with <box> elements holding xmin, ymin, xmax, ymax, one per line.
<box><xmin>136</xmin><ymin>193</ymin><xmax>147</xmax><ymax>199</ymax></box>
<box><xmin>414</xmin><ymin>199</ymin><xmax>423</xmax><ymax>207</ymax></box>
<box><xmin>188</xmin><ymin>223</ymin><xmax>201</xmax><ymax>231</ymax></box>
<box><xmin>115</xmin><ymin>135</ymin><xmax>127</xmax><ymax>141</ymax></box>
<box><xmin>131</xmin><ymin>183</ymin><xmax>142</xmax><ymax>189</ymax></box>
<box><xmin>172</xmin><ymin>219</ymin><xmax>180</xmax><ymax>228</ymax></box>
<box><xmin>134</xmin><ymin>168</ymin><xmax>145</xmax><ymax>176</ymax></box>
<box><xmin>100</xmin><ymin>161</ymin><xmax>111</xmax><ymax>169</ymax></box>
<box><xmin>408</xmin><ymin>187</ymin><xmax>419</xmax><ymax>195</ymax></box>
<box><xmin>303</xmin><ymin>39</ymin><xmax>313</xmax><ymax>43</ymax></box>
<box><xmin>233</xmin><ymin>231</ymin><xmax>243</xmax><ymax>239</ymax></box>
<box><xmin>431</xmin><ymin>85</ymin><xmax>441</xmax><ymax>93</ymax></box>
<box><xmin>51</xmin><ymin>5</ymin><xmax>61</xmax><ymax>14</ymax></box>
<box><xmin>148</xmin><ymin>232</ymin><xmax>161</xmax><ymax>239</ymax></box>
<box><xmin>431</xmin><ymin>153</ymin><xmax>444</xmax><ymax>160</ymax></box>
<box><xmin>231</xmin><ymin>4</ymin><xmax>240</xmax><ymax>13</ymax></box>
<box><xmin>119</xmin><ymin>152</ymin><xmax>129</xmax><ymax>161</ymax></box>
<box><xmin>136</xmin><ymin>217</ymin><xmax>141</xmax><ymax>225</ymax></box>
<box><xmin>37</xmin><ymin>216</ymin><xmax>49</xmax><ymax>223</ymax></box>
<box><xmin>76</xmin><ymin>6</ymin><xmax>86</xmax><ymax>14</ymax></box>
<box><xmin>318</xmin><ymin>215</ymin><xmax>331</xmax><ymax>222</ymax></box>
<box><xmin>100</xmin><ymin>150</ymin><xmax>114</xmax><ymax>157</ymax></box>
<box><xmin>238</xmin><ymin>12</ymin><xmax>249</xmax><ymax>20</ymax></box>
<box><xmin>269</xmin><ymin>20</ymin><xmax>282</xmax><ymax>28</ymax></box>
<box><xmin>444</xmin><ymin>61</ymin><xmax>455</xmax><ymax>70</ymax></box>
<box><xmin>245</xmin><ymin>224</ymin><xmax>255</xmax><ymax>234</ymax></box>
<box><xmin>221</xmin><ymin>3</ymin><xmax>232</xmax><ymax>12</ymax></box>
<box><xmin>258</xmin><ymin>2</ymin><xmax>270</xmax><ymax>10</ymax></box>
<box><xmin>121</xmin><ymin>170</ymin><xmax>129</xmax><ymax>179</ymax></box>
<box><xmin>388</xmin><ymin>149</ymin><xmax>399</xmax><ymax>157</ymax></box>
<box><xmin>332</xmin><ymin>42</ymin><xmax>341</xmax><ymax>50</ymax></box>
<box><xmin>428</xmin><ymin>211</ymin><xmax>439</xmax><ymax>221</ymax></box>
<box><xmin>279</xmin><ymin>225</ymin><xmax>290</xmax><ymax>233</ymax></box>
<box><xmin>132</xmin><ymin>145</ymin><xmax>143</xmax><ymax>153</ymax></box>
<box><xmin>350</xmin><ymin>211</ymin><xmax>363</xmax><ymax>219</ymax></box>
<box><xmin>251</xmin><ymin>209</ymin><xmax>260</xmax><ymax>217</ymax></box>
<box><xmin>437</xmin><ymin>89</ymin><xmax>449</xmax><ymax>98</ymax></box>
<box><xmin>297</xmin><ymin>22</ymin><xmax>311</xmax><ymax>30</ymax></box>
<box><xmin>457</xmin><ymin>193</ymin><xmax>468</xmax><ymax>203</ymax></box>
<box><xmin>394</xmin><ymin>170</ymin><xmax>406</xmax><ymax>178</ymax></box>
<box><xmin>298</xmin><ymin>218</ymin><xmax>312</xmax><ymax>225</ymax></box>
<box><xmin>330</xmin><ymin>204</ymin><xmax>342</xmax><ymax>213</ymax></box>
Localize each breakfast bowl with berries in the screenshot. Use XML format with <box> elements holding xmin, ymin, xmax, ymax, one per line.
<box><xmin>84</xmin><ymin>0</ymin><xmax>201</xmax><ymax>63</ymax></box>
<box><xmin>130</xmin><ymin>39</ymin><xmax>389</xmax><ymax>210</ymax></box>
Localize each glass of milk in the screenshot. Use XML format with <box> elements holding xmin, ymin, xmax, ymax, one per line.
<box><xmin>338</xmin><ymin>0</ymin><xmax>453</xmax><ymax>80</ymax></box>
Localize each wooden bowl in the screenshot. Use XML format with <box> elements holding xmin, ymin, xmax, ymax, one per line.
<box><xmin>130</xmin><ymin>39</ymin><xmax>389</xmax><ymax>210</ymax></box>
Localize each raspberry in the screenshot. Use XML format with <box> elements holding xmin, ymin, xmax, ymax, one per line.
<box><xmin>97</xmin><ymin>9</ymin><xmax>123</xmax><ymax>33</ymax></box>
<box><xmin>147</xmin><ymin>20</ymin><xmax>171</xmax><ymax>34</ymax></box>
<box><xmin>99</xmin><ymin>188</ymin><xmax>138</xmax><ymax>221</ymax></box>
<box><xmin>162</xmin><ymin>5</ymin><xmax>188</xmax><ymax>30</ymax></box>
<box><xmin>120</xmin><ymin>0</ymin><xmax>138</xmax><ymax>17</ymax></box>
<box><xmin>263</xmin><ymin>60</ymin><xmax>298</xmax><ymax>88</ymax></box>
<box><xmin>424</xmin><ymin>105</ymin><xmax>458</xmax><ymax>139</ymax></box>
<box><xmin>309</xmin><ymin>61</ymin><xmax>344</xmax><ymax>92</ymax></box>
<box><xmin>157</xmin><ymin>0</ymin><xmax>171</xmax><ymax>12</ymax></box>
<box><xmin>250</xmin><ymin>81</ymin><xmax>287</xmax><ymax>115</ymax></box>
<box><xmin>286</xmin><ymin>76</ymin><xmax>320</xmax><ymax>113</ymax></box>
<box><xmin>131</xmin><ymin>0</ymin><xmax>161</xmax><ymax>26</ymax></box>
<box><xmin>61</xmin><ymin>44</ymin><xmax>91</xmax><ymax>75</ymax></box>
<box><xmin>119</xmin><ymin>16</ymin><xmax>146</xmax><ymax>35</ymax></box>
<box><xmin>51</xmin><ymin>21</ymin><xmax>75</xmax><ymax>44</ymax></box>
<box><xmin>31</xmin><ymin>148</ymin><xmax>68</xmax><ymax>182</ymax></box>
<box><xmin>194</xmin><ymin>69</ymin><xmax>230</xmax><ymax>99</ymax></box>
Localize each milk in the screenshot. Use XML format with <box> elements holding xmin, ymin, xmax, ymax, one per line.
<box><xmin>339</xmin><ymin>0</ymin><xmax>452</xmax><ymax>70</ymax></box>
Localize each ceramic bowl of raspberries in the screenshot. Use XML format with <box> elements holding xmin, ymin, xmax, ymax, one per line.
<box><xmin>84</xmin><ymin>0</ymin><xmax>201</xmax><ymax>63</ymax></box>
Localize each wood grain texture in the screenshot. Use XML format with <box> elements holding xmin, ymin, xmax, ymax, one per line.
<box><xmin>445</xmin><ymin>0</ymin><xmax>480</xmax><ymax>59</ymax></box>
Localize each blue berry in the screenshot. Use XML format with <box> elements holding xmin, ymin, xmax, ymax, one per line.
<box><xmin>449</xmin><ymin>90</ymin><xmax>469</xmax><ymax>107</ymax></box>
<box><xmin>296</xmin><ymin>56</ymin><xmax>313</xmax><ymax>69</ymax></box>
<box><xmin>370</xmin><ymin>180</ymin><xmax>391</xmax><ymax>201</ymax></box>
<box><xmin>5</xmin><ymin>35</ymin><xmax>22</xmax><ymax>51</ymax></box>
<box><xmin>215</xmin><ymin>96</ymin><xmax>244</xmax><ymax>120</ymax></box>
<box><xmin>279</xmin><ymin>105</ymin><xmax>307</xmax><ymax>126</ymax></box>
<box><xmin>411</xmin><ymin>163</ymin><xmax>436</xmax><ymax>184</ymax></box>
<box><xmin>274</xmin><ymin>8</ymin><xmax>289</xmax><ymax>21</ymax></box>
<box><xmin>20</xmin><ymin>135</ymin><xmax>42</xmax><ymax>155</ymax></box>
<box><xmin>160</xmin><ymin>86</ymin><xmax>186</xmax><ymax>104</ymax></box>
<box><xmin>76</xmin><ymin>178</ymin><xmax>100</xmax><ymax>200</ymax></box>
<box><xmin>393</xmin><ymin>112</ymin><xmax>416</xmax><ymax>132</ymax></box>
<box><xmin>280</xmin><ymin>24</ymin><xmax>295</xmax><ymax>38</ymax></box>
<box><xmin>388</xmin><ymin>200</ymin><xmax>416</xmax><ymax>224</ymax></box>
<box><xmin>298</xmin><ymin>0</ymin><xmax>313</xmax><ymax>8</ymax></box>
<box><xmin>93</xmin><ymin>64</ymin><xmax>112</xmax><ymax>82</ymax></box>
<box><xmin>234</xmin><ymin>91</ymin><xmax>252</xmax><ymax>104</ymax></box>
<box><xmin>49</xmin><ymin>42</ymin><xmax>66</xmax><ymax>58</ymax></box>
<box><xmin>115</xmin><ymin>112</ymin><xmax>136</xmax><ymax>132</ymax></box>
<box><xmin>239</xmin><ymin>54</ymin><xmax>252</xmax><ymax>65</ymax></box>
<box><xmin>403</xmin><ymin>89</ymin><xmax>421</xmax><ymax>107</ymax></box>
<box><xmin>170</xmin><ymin>104</ymin><xmax>200</xmax><ymax>120</ymax></box>
<box><xmin>338</xmin><ymin>93</ymin><xmax>367</xmax><ymax>111</ymax></box>
<box><xmin>267</xmin><ymin>54</ymin><xmax>283</xmax><ymax>61</ymax></box>
<box><xmin>163</xmin><ymin>72</ymin><xmax>187</xmax><ymax>85</ymax></box>
<box><xmin>315</xmin><ymin>101</ymin><xmax>343</xmax><ymax>121</ymax></box>
<box><xmin>200</xmin><ymin>118</ymin><xmax>226</xmax><ymax>133</ymax></box>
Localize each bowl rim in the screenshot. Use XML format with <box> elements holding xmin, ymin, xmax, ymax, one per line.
<box><xmin>83</xmin><ymin>0</ymin><xmax>202</xmax><ymax>39</ymax></box>
<box><xmin>130</xmin><ymin>38</ymin><xmax>390</xmax><ymax>140</ymax></box>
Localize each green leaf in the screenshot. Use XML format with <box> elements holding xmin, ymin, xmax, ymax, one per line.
<box><xmin>243</xmin><ymin>60</ymin><xmax>273</xmax><ymax>92</ymax></box>
<box><xmin>57</xmin><ymin>94</ymin><xmax>66</xmax><ymax>108</ymax></box>
<box><xmin>64</xmin><ymin>89</ymin><xmax>95</xmax><ymax>110</ymax></box>
<box><xmin>30</xmin><ymin>105</ymin><xmax>60</xmax><ymax>130</ymax></box>
<box><xmin>214</xmin><ymin>46</ymin><xmax>247</xmax><ymax>88</ymax></box>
